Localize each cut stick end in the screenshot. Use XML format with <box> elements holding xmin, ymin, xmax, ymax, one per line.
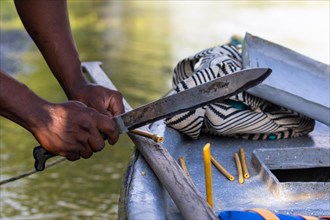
<box><xmin>203</xmin><ymin>143</ymin><xmax>211</xmax><ymax>152</ymax></box>
<box><xmin>239</xmin><ymin>178</ymin><xmax>245</xmax><ymax>184</ymax></box>
<box><xmin>153</xmin><ymin>135</ymin><xmax>165</xmax><ymax>143</ymax></box>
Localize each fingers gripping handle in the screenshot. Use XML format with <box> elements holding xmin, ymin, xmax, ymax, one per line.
<box><xmin>33</xmin><ymin>146</ymin><xmax>56</xmax><ymax>171</ymax></box>
<box><xmin>33</xmin><ymin>132</ymin><xmax>107</xmax><ymax>171</ymax></box>
<box><xmin>32</xmin><ymin>132</ymin><xmax>107</xmax><ymax>171</ymax></box>
<box><xmin>32</xmin><ymin>131</ymin><xmax>161</xmax><ymax>171</ymax></box>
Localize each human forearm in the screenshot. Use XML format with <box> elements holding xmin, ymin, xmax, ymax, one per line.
<box><xmin>0</xmin><ymin>70</ymin><xmax>50</xmax><ymax>132</ymax></box>
<box><xmin>14</xmin><ymin>0</ymin><xmax>86</xmax><ymax>98</ymax></box>
<box><xmin>14</xmin><ymin>0</ymin><xmax>125</xmax><ymax>119</ymax></box>
<box><xmin>0</xmin><ymin>70</ymin><xmax>120</xmax><ymax>159</ymax></box>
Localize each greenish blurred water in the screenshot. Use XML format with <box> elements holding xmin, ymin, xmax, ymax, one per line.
<box><xmin>0</xmin><ymin>1</ymin><xmax>328</xmax><ymax>219</ymax></box>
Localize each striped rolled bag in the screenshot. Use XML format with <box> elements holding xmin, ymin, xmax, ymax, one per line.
<box><xmin>165</xmin><ymin>44</ymin><xmax>315</xmax><ymax>140</ymax></box>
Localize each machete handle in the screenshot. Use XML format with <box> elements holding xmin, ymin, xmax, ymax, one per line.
<box><xmin>33</xmin><ymin>132</ymin><xmax>108</xmax><ymax>171</ymax></box>
<box><xmin>32</xmin><ymin>130</ymin><xmax>162</xmax><ymax>171</ymax></box>
<box><xmin>33</xmin><ymin>146</ymin><xmax>56</xmax><ymax>171</ymax></box>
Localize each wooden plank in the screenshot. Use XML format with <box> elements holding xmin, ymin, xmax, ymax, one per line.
<box><xmin>82</xmin><ymin>62</ymin><xmax>218</xmax><ymax>220</ymax></box>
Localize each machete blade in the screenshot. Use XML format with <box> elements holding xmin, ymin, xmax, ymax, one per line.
<box><xmin>114</xmin><ymin>67</ymin><xmax>271</xmax><ymax>133</ymax></box>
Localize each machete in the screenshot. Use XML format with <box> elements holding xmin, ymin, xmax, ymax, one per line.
<box><xmin>33</xmin><ymin>67</ymin><xmax>271</xmax><ymax>171</ymax></box>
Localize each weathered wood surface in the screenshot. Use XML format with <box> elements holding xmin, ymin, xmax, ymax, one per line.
<box><xmin>82</xmin><ymin>61</ymin><xmax>218</xmax><ymax>220</ymax></box>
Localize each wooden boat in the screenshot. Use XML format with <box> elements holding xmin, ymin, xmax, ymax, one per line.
<box><xmin>82</xmin><ymin>34</ymin><xmax>330</xmax><ymax>219</ymax></box>
<box><xmin>117</xmin><ymin>121</ymin><xmax>329</xmax><ymax>219</ymax></box>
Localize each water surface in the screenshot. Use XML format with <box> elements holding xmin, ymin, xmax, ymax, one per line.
<box><xmin>0</xmin><ymin>1</ymin><xmax>328</xmax><ymax>219</ymax></box>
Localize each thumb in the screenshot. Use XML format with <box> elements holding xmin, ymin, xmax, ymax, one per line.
<box><xmin>108</xmin><ymin>92</ymin><xmax>125</xmax><ymax>116</ymax></box>
<box><xmin>96</xmin><ymin>114</ymin><xmax>120</xmax><ymax>145</ymax></box>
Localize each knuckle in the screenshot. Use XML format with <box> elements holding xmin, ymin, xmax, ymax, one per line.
<box><xmin>95</xmin><ymin>145</ymin><xmax>105</xmax><ymax>152</ymax></box>
<box><xmin>113</xmin><ymin>91</ymin><xmax>123</xmax><ymax>100</ymax></box>
<box><xmin>108</xmin><ymin>133</ymin><xmax>119</xmax><ymax>145</ymax></box>
<box><xmin>81</xmin><ymin>151</ymin><xmax>93</xmax><ymax>159</ymax></box>
<box><xmin>107</xmin><ymin>122</ymin><xmax>117</xmax><ymax>133</ymax></box>
<box><xmin>91</xmin><ymin>139</ymin><xmax>105</xmax><ymax>152</ymax></box>
<box><xmin>87</xmin><ymin>108</ymin><xmax>99</xmax><ymax>118</ymax></box>
<box><xmin>109</xmin><ymin>91</ymin><xmax>123</xmax><ymax>103</ymax></box>
<box><xmin>81</xmin><ymin>121</ymin><xmax>92</xmax><ymax>130</ymax></box>
<box><xmin>66</xmin><ymin>154</ymin><xmax>80</xmax><ymax>161</ymax></box>
<box><xmin>70</xmin><ymin>100</ymin><xmax>86</xmax><ymax>108</ymax></box>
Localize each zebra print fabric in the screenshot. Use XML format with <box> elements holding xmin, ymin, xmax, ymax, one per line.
<box><xmin>165</xmin><ymin>44</ymin><xmax>315</xmax><ymax>140</ymax></box>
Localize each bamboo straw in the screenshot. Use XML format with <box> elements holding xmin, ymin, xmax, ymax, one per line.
<box><xmin>179</xmin><ymin>157</ymin><xmax>190</xmax><ymax>177</ymax></box>
<box><xmin>203</xmin><ymin>143</ymin><xmax>213</xmax><ymax>208</ymax></box>
<box><xmin>210</xmin><ymin>155</ymin><xmax>235</xmax><ymax>181</ymax></box>
<box><xmin>234</xmin><ymin>152</ymin><xmax>244</xmax><ymax>184</ymax></box>
<box><xmin>129</xmin><ymin>129</ymin><xmax>164</xmax><ymax>143</ymax></box>
<box><xmin>239</xmin><ymin>147</ymin><xmax>250</xmax><ymax>179</ymax></box>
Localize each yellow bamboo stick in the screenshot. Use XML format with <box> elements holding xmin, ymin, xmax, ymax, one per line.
<box><xmin>203</xmin><ymin>143</ymin><xmax>213</xmax><ymax>208</ymax></box>
<box><xmin>179</xmin><ymin>157</ymin><xmax>190</xmax><ymax>177</ymax></box>
<box><xmin>129</xmin><ymin>129</ymin><xmax>164</xmax><ymax>143</ymax></box>
<box><xmin>234</xmin><ymin>152</ymin><xmax>244</xmax><ymax>184</ymax></box>
<box><xmin>210</xmin><ymin>155</ymin><xmax>235</xmax><ymax>181</ymax></box>
<box><xmin>239</xmin><ymin>147</ymin><xmax>250</xmax><ymax>179</ymax></box>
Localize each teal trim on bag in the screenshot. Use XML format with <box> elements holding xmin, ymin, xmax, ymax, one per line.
<box><xmin>225</xmin><ymin>100</ymin><xmax>249</xmax><ymax>110</ymax></box>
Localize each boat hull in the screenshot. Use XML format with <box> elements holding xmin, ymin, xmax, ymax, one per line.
<box><xmin>119</xmin><ymin>120</ymin><xmax>330</xmax><ymax>219</ymax></box>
